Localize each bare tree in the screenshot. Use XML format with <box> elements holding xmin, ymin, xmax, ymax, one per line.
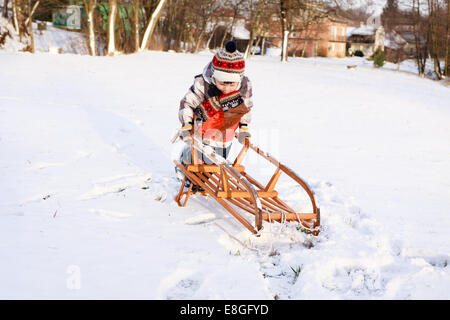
<box><xmin>381</xmin><ymin>0</ymin><xmax>400</xmax><ymax>31</ymax></box>
<box><xmin>2</xmin><ymin>0</ymin><xmax>9</xmax><ymax>18</ymax></box>
<box><xmin>427</xmin><ymin>0</ymin><xmax>445</xmax><ymax>79</ymax></box>
<box><xmin>11</xmin><ymin>0</ymin><xmax>20</xmax><ymax>34</ymax></box>
<box><xmin>446</xmin><ymin>0</ymin><xmax>449</xmax><ymax>76</ymax></box>
<box><xmin>410</xmin><ymin>0</ymin><xmax>428</xmax><ymax>77</ymax></box>
<box><xmin>280</xmin><ymin>0</ymin><xmax>289</xmax><ymax>61</ymax></box>
<box><xmin>132</xmin><ymin>0</ymin><xmax>140</xmax><ymax>52</ymax></box>
<box><xmin>219</xmin><ymin>0</ymin><xmax>246</xmax><ymax>48</ymax></box>
<box><xmin>24</xmin><ymin>0</ymin><xmax>40</xmax><ymax>53</ymax></box>
<box><xmin>246</xmin><ymin>0</ymin><xmax>274</xmax><ymax>58</ymax></box>
<box><xmin>83</xmin><ymin>0</ymin><xmax>97</xmax><ymax>56</ymax></box>
<box><xmin>107</xmin><ymin>0</ymin><xmax>118</xmax><ymax>55</ymax></box>
<box><xmin>140</xmin><ymin>0</ymin><xmax>166</xmax><ymax>51</ymax></box>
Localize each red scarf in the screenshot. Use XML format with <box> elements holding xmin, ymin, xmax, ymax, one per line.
<box><xmin>197</xmin><ymin>90</ymin><xmax>248</xmax><ymax>143</ymax></box>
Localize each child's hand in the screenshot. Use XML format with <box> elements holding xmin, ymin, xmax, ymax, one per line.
<box><xmin>180</xmin><ymin>125</ymin><xmax>193</xmax><ymax>143</ymax></box>
<box><xmin>238</xmin><ymin>126</ymin><xmax>251</xmax><ymax>143</ymax></box>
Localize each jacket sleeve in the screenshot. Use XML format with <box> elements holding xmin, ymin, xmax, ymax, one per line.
<box><xmin>239</xmin><ymin>76</ymin><xmax>253</xmax><ymax>126</ymax></box>
<box><xmin>179</xmin><ymin>77</ymin><xmax>206</xmax><ymax>126</ymax></box>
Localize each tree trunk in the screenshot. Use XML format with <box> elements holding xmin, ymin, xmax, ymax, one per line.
<box><xmin>140</xmin><ymin>0</ymin><xmax>166</xmax><ymax>51</ymax></box>
<box><xmin>428</xmin><ymin>0</ymin><xmax>444</xmax><ymax>79</ymax></box>
<box><xmin>84</xmin><ymin>0</ymin><xmax>97</xmax><ymax>56</ymax></box>
<box><xmin>412</xmin><ymin>0</ymin><xmax>426</xmax><ymax>77</ymax></box>
<box><xmin>27</xmin><ymin>0</ymin><xmax>35</xmax><ymax>53</ymax></box>
<box><xmin>194</xmin><ymin>29</ymin><xmax>205</xmax><ymax>52</ymax></box>
<box><xmin>251</xmin><ymin>36</ymin><xmax>261</xmax><ymax>57</ymax></box>
<box><xmin>445</xmin><ymin>0</ymin><xmax>449</xmax><ymax>76</ymax></box>
<box><xmin>2</xmin><ymin>0</ymin><xmax>9</xmax><ymax>18</ymax></box>
<box><xmin>205</xmin><ymin>24</ymin><xmax>217</xmax><ymax>50</ymax></box>
<box><xmin>260</xmin><ymin>35</ymin><xmax>266</xmax><ymax>56</ymax></box>
<box><xmin>107</xmin><ymin>0</ymin><xmax>118</xmax><ymax>55</ymax></box>
<box><xmin>220</xmin><ymin>8</ymin><xmax>238</xmax><ymax>48</ymax></box>
<box><xmin>25</xmin><ymin>0</ymin><xmax>39</xmax><ymax>25</ymax></box>
<box><xmin>300</xmin><ymin>26</ymin><xmax>310</xmax><ymax>57</ymax></box>
<box><xmin>245</xmin><ymin>30</ymin><xmax>254</xmax><ymax>59</ymax></box>
<box><xmin>134</xmin><ymin>0</ymin><xmax>140</xmax><ymax>52</ymax></box>
<box><xmin>12</xmin><ymin>0</ymin><xmax>20</xmax><ymax>34</ymax></box>
<box><xmin>280</xmin><ymin>0</ymin><xmax>288</xmax><ymax>62</ymax></box>
<box><xmin>282</xmin><ymin>30</ymin><xmax>289</xmax><ymax>61</ymax></box>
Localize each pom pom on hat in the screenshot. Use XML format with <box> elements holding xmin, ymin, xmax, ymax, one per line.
<box><xmin>212</xmin><ymin>40</ymin><xmax>245</xmax><ymax>83</ymax></box>
<box><xmin>225</xmin><ymin>40</ymin><xmax>237</xmax><ymax>53</ymax></box>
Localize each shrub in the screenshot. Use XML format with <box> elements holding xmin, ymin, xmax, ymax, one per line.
<box><xmin>372</xmin><ymin>48</ymin><xmax>386</xmax><ymax>68</ymax></box>
<box><xmin>354</xmin><ymin>50</ymin><xmax>364</xmax><ymax>57</ymax></box>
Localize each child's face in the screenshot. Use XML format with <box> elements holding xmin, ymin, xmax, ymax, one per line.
<box><xmin>214</xmin><ymin>80</ymin><xmax>240</xmax><ymax>94</ymax></box>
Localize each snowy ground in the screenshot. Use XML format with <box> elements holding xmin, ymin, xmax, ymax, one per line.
<box><xmin>1</xmin><ymin>44</ymin><xmax>450</xmax><ymax>299</ymax></box>
<box><xmin>0</xmin><ymin>17</ymin><xmax>88</xmax><ymax>54</ymax></box>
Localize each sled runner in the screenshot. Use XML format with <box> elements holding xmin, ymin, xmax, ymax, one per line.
<box><xmin>173</xmin><ymin>134</ymin><xmax>320</xmax><ymax>236</ymax></box>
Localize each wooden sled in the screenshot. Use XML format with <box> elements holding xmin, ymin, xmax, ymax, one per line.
<box><xmin>174</xmin><ymin>134</ymin><xmax>320</xmax><ymax>236</ymax></box>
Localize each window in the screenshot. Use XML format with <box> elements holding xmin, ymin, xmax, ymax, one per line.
<box><xmin>329</xmin><ymin>43</ymin><xmax>335</xmax><ymax>52</ymax></box>
<box><xmin>331</xmin><ymin>26</ymin><xmax>336</xmax><ymax>39</ymax></box>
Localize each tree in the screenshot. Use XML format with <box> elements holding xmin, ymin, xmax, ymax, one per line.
<box><xmin>219</xmin><ymin>0</ymin><xmax>246</xmax><ymax>48</ymax></box>
<box><xmin>133</xmin><ymin>0</ymin><xmax>140</xmax><ymax>52</ymax></box>
<box><xmin>280</xmin><ymin>0</ymin><xmax>289</xmax><ymax>61</ymax></box>
<box><xmin>83</xmin><ymin>0</ymin><xmax>97</xmax><ymax>56</ymax></box>
<box><xmin>140</xmin><ymin>0</ymin><xmax>166</xmax><ymax>51</ymax></box>
<box><xmin>107</xmin><ymin>0</ymin><xmax>118</xmax><ymax>55</ymax></box>
<box><xmin>411</xmin><ymin>0</ymin><xmax>428</xmax><ymax>77</ymax></box>
<box><xmin>243</xmin><ymin>0</ymin><xmax>270</xmax><ymax>59</ymax></box>
<box><xmin>381</xmin><ymin>0</ymin><xmax>399</xmax><ymax>31</ymax></box>
<box><xmin>426</xmin><ymin>0</ymin><xmax>447</xmax><ymax>79</ymax></box>
<box><xmin>2</xmin><ymin>0</ymin><xmax>9</xmax><ymax>18</ymax></box>
<box><xmin>446</xmin><ymin>0</ymin><xmax>449</xmax><ymax>76</ymax></box>
<box><xmin>25</xmin><ymin>0</ymin><xmax>40</xmax><ymax>53</ymax></box>
<box><xmin>372</xmin><ymin>47</ymin><xmax>386</xmax><ymax>67</ymax></box>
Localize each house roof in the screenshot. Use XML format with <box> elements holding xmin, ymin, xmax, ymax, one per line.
<box><xmin>232</xmin><ymin>21</ymin><xmax>250</xmax><ymax>40</ymax></box>
<box><xmin>384</xmin><ymin>31</ymin><xmax>407</xmax><ymax>49</ymax></box>
<box><xmin>347</xmin><ymin>25</ymin><xmax>376</xmax><ymax>37</ymax></box>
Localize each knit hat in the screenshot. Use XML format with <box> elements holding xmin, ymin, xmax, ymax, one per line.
<box><xmin>212</xmin><ymin>40</ymin><xmax>245</xmax><ymax>83</ymax></box>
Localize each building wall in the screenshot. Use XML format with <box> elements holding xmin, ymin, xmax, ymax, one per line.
<box><xmin>265</xmin><ymin>16</ymin><xmax>347</xmax><ymax>58</ymax></box>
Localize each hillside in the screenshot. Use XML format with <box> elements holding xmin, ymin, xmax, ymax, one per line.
<box><xmin>1</xmin><ymin>47</ymin><xmax>449</xmax><ymax>300</ymax></box>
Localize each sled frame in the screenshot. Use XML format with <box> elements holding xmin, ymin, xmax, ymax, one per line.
<box><xmin>174</xmin><ymin>135</ymin><xmax>320</xmax><ymax>235</ymax></box>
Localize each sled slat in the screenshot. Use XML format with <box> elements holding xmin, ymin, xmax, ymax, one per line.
<box><xmin>265</xmin><ymin>168</ymin><xmax>282</xmax><ymax>192</ymax></box>
<box><xmin>262</xmin><ymin>212</ymin><xmax>317</xmax><ymax>222</ymax></box>
<box><xmin>216</xmin><ymin>191</ymin><xmax>278</xmax><ymax>198</ymax></box>
<box><xmin>187</xmin><ymin>164</ymin><xmax>245</xmax><ymax>173</ymax></box>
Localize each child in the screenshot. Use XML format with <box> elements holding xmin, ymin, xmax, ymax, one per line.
<box><xmin>178</xmin><ymin>40</ymin><xmax>253</xmax><ymax>169</ymax></box>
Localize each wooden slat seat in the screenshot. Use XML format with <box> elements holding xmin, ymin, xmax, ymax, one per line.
<box><xmin>216</xmin><ymin>190</ymin><xmax>278</xmax><ymax>199</ymax></box>
<box><xmin>187</xmin><ymin>164</ymin><xmax>245</xmax><ymax>173</ymax></box>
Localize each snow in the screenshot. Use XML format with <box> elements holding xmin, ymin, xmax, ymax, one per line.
<box><xmin>347</xmin><ymin>24</ymin><xmax>376</xmax><ymax>37</ymax></box>
<box><xmin>0</xmin><ymin>16</ymin><xmax>26</xmax><ymax>52</ymax></box>
<box><xmin>0</xmin><ymin>17</ymin><xmax>88</xmax><ymax>54</ymax></box>
<box><xmin>32</xmin><ymin>22</ymin><xmax>88</xmax><ymax>55</ymax></box>
<box><xmin>1</xmin><ymin>26</ymin><xmax>450</xmax><ymax>300</ymax></box>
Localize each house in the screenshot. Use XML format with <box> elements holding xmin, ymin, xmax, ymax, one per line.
<box><xmin>346</xmin><ymin>22</ymin><xmax>385</xmax><ymax>57</ymax></box>
<box><xmin>384</xmin><ymin>30</ymin><xmax>407</xmax><ymax>62</ymax></box>
<box><xmin>264</xmin><ymin>12</ymin><xmax>349</xmax><ymax>58</ymax></box>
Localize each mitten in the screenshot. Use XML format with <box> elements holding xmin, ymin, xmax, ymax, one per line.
<box><xmin>180</xmin><ymin>124</ymin><xmax>193</xmax><ymax>142</ymax></box>
<box><xmin>238</xmin><ymin>124</ymin><xmax>251</xmax><ymax>143</ymax></box>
